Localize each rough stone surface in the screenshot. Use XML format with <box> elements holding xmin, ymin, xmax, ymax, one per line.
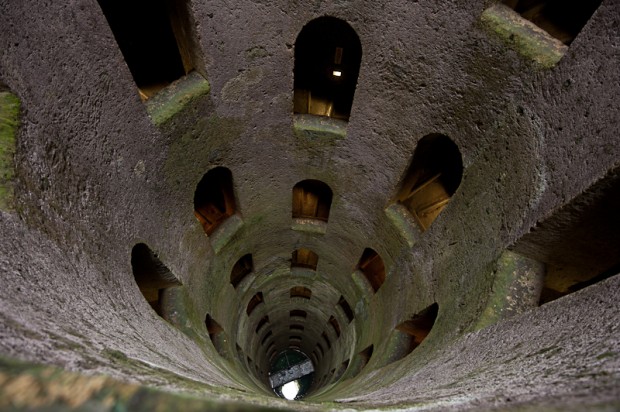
<box><xmin>0</xmin><ymin>0</ymin><xmax>618</xmax><ymax>410</ymax></box>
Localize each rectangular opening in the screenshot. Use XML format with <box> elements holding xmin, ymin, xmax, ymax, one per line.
<box><xmin>358</xmin><ymin>344</ymin><xmax>373</xmax><ymax>369</ymax></box>
<box><xmin>255</xmin><ymin>315</ymin><xmax>269</xmax><ymax>334</ymax></box>
<box><xmin>246</xmin><ymin>292</ymin><xmax>264</xmax><ymax>316</ymax></box>
<box><xmin>358</xmin><ymin>248</ymin><xmax>386</xmax><ymax>293</ymax></box>
<box><xmin>261</xmin><ymin>330</ymin><xmax>273</xmax><ymax>346</ymax></box>
<box><xmin>511</xmin><ymin>169</ymin><xmax>620</xmax><ymax>305</ymax></box>
<box><xmin>97</xmin><ymin>0</ymin><xmax>195</xmax><ymax>100</ymax></box>
<box><xmin>290</xmin><ymin>286</ymin><xmax>312</xmax><ymax>299</ymax></box>
<box><xmin>337</xmin><ymin>295</ymin><xmax>354</xmax><ymax>323</ymax></box>
<box><xmin>131</xmin><ymin>243</ymin><xmax>182</xmax><ymax>318</ymax></box>
<box><xmin>290</xmin><ymin>309</ymin><xmax>307</xmax><ymax>318</ymax></box>
<box><xmin>316</xmin><ymin>343</ymin><xmax>324</xmax><ymax>357</ymax></box>
<box><xmin>292</xmin><ymin>248</ymin><xmax>319</xmax><ymax>270</ymax></box>
<box><xmin>292</xmin><ymin>180</ymin><xmax>332</xmax><ymax>222</ymax></box>
<box><xmin>328</xmin><ymin>316</ymin><xmax>341</xmax><ymax>338</ymax></box>
<box><xmin>205</xmin><ymin>314</ymin><xmax>228</xmax><ymax>359</ymax></box>
<box><xmin>501</xmin><ymin>0</ymin><xmax>603</xmax><ymax>45</ymax></box>
<box><xmin>231</xmin><ymin>254</ymin><xmax>253</xmax><ymax>288</ymax></box>
<box><xmin>322</xmin><ymin>332</ymin><xmax>331</xmax><ymax>349</ymax></box>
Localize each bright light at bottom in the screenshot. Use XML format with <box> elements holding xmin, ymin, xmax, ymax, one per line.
<box><xmin>282</xmin><ymin>380</ymin><xmax>300</xmax><ymax>400</ymax></box>
<box><xmin>332</xmin><ymin>70</ymin><xmax>342</xmax><ymax>77</ymax></box>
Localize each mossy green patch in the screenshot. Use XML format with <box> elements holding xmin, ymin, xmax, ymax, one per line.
<box><xmin>146</xmin><ymin>72</ymin><xmax>210</xmax><ymax>126</ymax></box>
<box><xmin>103</xmin><ymin>349</ymin><xmax>130</xmax><ymax>363</ymax></box>
<box><xmin>385</xmin><ymin>203</ymin><xmax>419</xmax><ymax>248</ymax></box>
<box><xmin>473</xmin><ymin>250</ymin><xmax>544</xmax><ymax>331</ymax></box>
<box><xmin>0</xmin><ymin>355</ymin><xmax>295</xmax><ymax>412</ymax></box>
<box><xmin>596</xmin><ymin>351</ymin><xmax>616</xmax><ymax>361</ymax></box>
<box><xmin>527</xmin><ymin>346</ymin><xmax>561</xmax><ymax>358</ymax></box>
<box><xmin>0</xmin><ymin>91</ymin><xmax>20</xmax><ymax>211</ymax></box>
<box><xmin>480</xmin><ymin>4</ymin><xmax>567</xmax><ymax>69</ymax></box>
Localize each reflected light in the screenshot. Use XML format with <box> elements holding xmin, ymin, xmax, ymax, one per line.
<box><xmin>282</xmin><ymin>380</ymin><xmax>300</xmax><ymax>400</ymax></box>
<box><xmin>332</xmin><ymin>70</ymin><xmax>342</xmax><ymax>77</ymax></box>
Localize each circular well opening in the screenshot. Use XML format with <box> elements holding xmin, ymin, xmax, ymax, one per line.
<box><xmin>269</xmin><ymin>349</ymin><xmax>315</xmax><ymax>400</ymax></box>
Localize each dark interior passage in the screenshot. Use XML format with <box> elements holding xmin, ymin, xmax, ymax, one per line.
<box><xmin>294</xmin><ymin>16</ymin><xmax>362</xmax><ymax>120</ymax></box>
<box><xmin>96</xmin><ymin>0</ymin><xmax>189</xmax><ymax>98</ymax></box>
<box><xmin>501</xmin><ymin>0</ymin><xmax>603</xmax><ymax>45</ymax></box>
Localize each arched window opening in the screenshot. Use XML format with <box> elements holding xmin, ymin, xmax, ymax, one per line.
<box><xmin>194</xmin><ymin>167</ymin><xmax>236</xmax><ymax>236</ymax></box>
<box><xmin>290</xmin><ymin>286</ymin><xmax>312</xmax><ymax>299</ymax></box>
<box><xmin>230</xmin><ymin>254</ymin><xmax>253</xmax><ymax>288</ymax></box>
<box><xmin>337</xmin><ymin>296</ymin><xmax>355</xmax><ymax>323</ymax></box>
<box><xmin>316</xmin><ymin>342</ymin><xmax>324</xmax><ymax>357</ymax></box>
<box><xmin>358</xmin><ymin>344</ymin><xmax>373</xmax><ymax>370</ymax></box>
<box><xmin>357</xmin><ymin>248</ymin><xmax>386</xmax><ymax>293</ymax></box>
<box><xmin>311</xmin><ymin>352</ymin><xmax>319</xmax><ymax>365</ymax></box>
<box><xmin>346</xmin><ymin>344</ymin><xmax>374</xmax><ymax>377</ymax></box>
<box><xmin>322</xmin><ymin>332</ymin><xmax>331</xmax><ymax>349</ymax></box>
<box><xmin>539</xmin><ymin>264</ymin><xmax>620</xmax><ymax>305</ymax></box>
<box><xmin>96</xmin><ymin>0</ymin><xmax>195</xmax><ymax>100</ymax></box>
<box><xmin>501</xmin><ymin>0</ymin><xmax>603</xmax><ymax>45</ymax></box>
<box><xmin>294</xmin><ymin>16</ymin><xmax>362</xmax><ymax>120</ymax></box>
<box><xmin>261</xmin><ymin>330</ymin><xmax>273</xmax><ymax>346</ymax></box>
<box><xmin>292</xmin><ymin>180</ymin><xmax>333</xmax><ymax>222</ymax></box>
<box><xmin>290</xmin><ymin>324</ymin><xmax>304</xmax><ymax>332</ymax></box>
<box><xmin>290</xmin><ymin>309</ymin><xmax>307</xmax><ymax>319</ymax></box>
<box><xmin>510</xmin><ymin>169</ymin><xmax>620</xmax><ymax>305</ymax></box>
<box><xmin>246</xmin><ymin>292</ymin><xmax>264</xmax><ymax>316</ymax></box>
<box><xmin>256</xmin><ymin>315</ymin><xmax>269</xmax><ymax>334</ymax></box>
<box><xmin>328</xmin><ymin>316</ymin><xmax>341</xmax><ymax>338</ymax></box>
<box><xmin>131</xmin><ymin>243</ymin><xmax>182</xmax><ymax>318</ymax></box>
<box><xmin>385</xmin><ymin>303</ymin><xmax>439</xmax><ymax>365</ymax></box>
<box><xmin>291</xmin><ymin>248</ymin><xmax>319</xmax><ymax>270</ymax></box>
<box><xmin>205</xmin><ymin>314</ymin><xmax>228</xmax><ymax>358</ymax></box>
<box><xmin>333</xmin><ymin>359</ymin><xmax>349</xmax><ymax>381</ymax></box>
<box><xmin>395</xmin><ymin>134</ymin><xmax>463</xmax><ymax>232</ymax></box>
<box><xmin>236</xmin><ymin>343</ymin><xmax>245</xmax><ymax>364</ymax></box>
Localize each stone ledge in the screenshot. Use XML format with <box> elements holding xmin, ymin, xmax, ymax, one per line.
<box><xmin>291</xmin><ymin>267</ymin><xmax>317</xmax><ymax>278</ymax></box>
<box><xmin>385</xmin><ymin>203</ymin><xmax>420</xmax><ymax>248</ymax></box>
<box><xmin>480</xmin><ymin>4</ymin><xmax>568</xmax><ymax>69</ymax></box>
<box><xmin>210</xmin><ymin>214</ymin><xmax>244</xmax><ymax>254</ymax></box>
<box><xmin>351</xmin><ymin>270</ymin><xmax>375</xmax><ymax>299</ymax></box>
<box><xmin>291</xmin><ymin>218</ymin><xmax>328</xmax><ymax>235</ymax></box>
<box><xmin>293</xmin><ymin>114</ymin><xmax>347</xmax><ymax>140</ymax></box>
<box><xmin>146</xmin><ymin>71</ymin><xmax>211</xmax><ymax>126</ymax></box>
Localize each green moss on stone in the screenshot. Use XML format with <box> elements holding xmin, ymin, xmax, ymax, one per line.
<box><xmin>211</xmin><ymin>214</ymin><xmax>245</xmax><ymax>254</ymax></box>
<box><xmin>596</xmin><ymin>351</ymin><xmax>616</xmax><ymax>360</ymax></box>
<box><xmin>473</xmin><ymin>250</ymin><xmax>544</xmax><ymax>331</ymax></box>
<box><xmin>146</xmin><ymin>72</ymin><xmax>210</xmax><ymax>126</ymax></box>
<box><xmin>385</xmin><ymin>203</ymin><xmax>420</xmax><ymax>248</ymax></box>
<box><xmin>480</xmin><ymin>4</ymin><xmax>567</xmax><ymax>69</ymax></box>
<box><xmin>103</xmin><ymin>349</ymin><xmax>130</xmax><ymax>363</ymax></box>
<box><xmin>0</xmin><ymin>91</ymin><xmax>20</xmax><ymax>212</ymax></box>
<box><xmin>0</xmin><ymin>355</ymin><xmax>294</xmax><ymax>412</ymax></box>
